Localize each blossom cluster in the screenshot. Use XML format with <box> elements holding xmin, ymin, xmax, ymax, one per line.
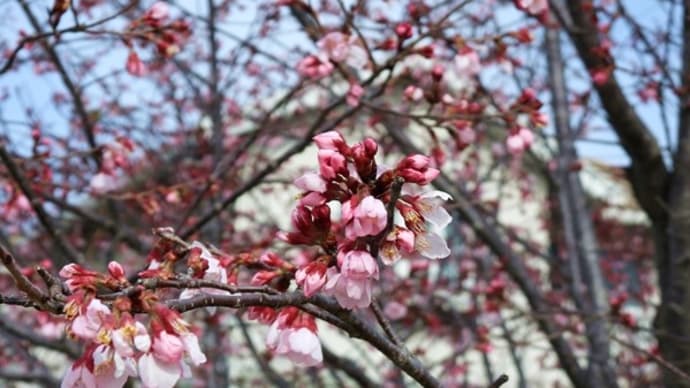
<box><xmin>125</xmin><ymin>2</ymin><xmax>192</xmax><ymax>76</ymax></box>
<box><xmin>59</xmin><ymin>261</ymin><xmax>207</xmax><ymax>388</ymax></box>
<box><xmin>244</xmin><ymin>132</ymin><xmax>452</xmax><ymax>367</ymax></box>
<box><xmin>276</xmin><ymin>131</ymin><xmax>452</xmax><ymax>309</ymax></box>
<box><xmin>297</xmin><ymin>32</ymin><xmax>368</xmax><ymax>79</ymax></box>
<box><xmin>59</xmin><ymin>132</ymin><xmax>454</xmax><ymax>378</ymax></box>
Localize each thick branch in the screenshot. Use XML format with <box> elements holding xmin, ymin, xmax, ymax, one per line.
<box><xmin>545</xmin><ymin>26</ymin><xmax>617</xmax><ymax>388</ymax></box>
<box><xmin>558</xmin><ymin>0</ymin><xmax>669</xmax><ymax>222</ymax></box>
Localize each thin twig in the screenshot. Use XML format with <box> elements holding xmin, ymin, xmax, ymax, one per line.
<box><xmin>371</xmin><ymin>299</ymin><xmax>402</xmax><ymax>346</ymax></box>
<box><xmin>488</xmin><ymin>374</ymin><xmax>509</xmax><ymax>388</ymax></box>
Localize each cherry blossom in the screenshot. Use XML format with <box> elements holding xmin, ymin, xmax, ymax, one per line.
<box><xmin>514</xmin><ymin>0</ymin><xmax>548</xmax><ymax>15</ymax></box>
<box><xmin>69</xmin><ymin>298</ymin><xmax>111</xmax><ymax>340</ymax></box>
<box><xmin>295</xmin><ymin>261</ymin><xmax>328</xmax><ymax>297</ymax></box>
<box><xmin>297</xmin><ymin>55</ymin><xmax>334</xmax><ymax>79</ymax></box>
<box><xmin>454</xmin><ymin>47</ymin><xmax>481</xmax><ymax>77</ymax></box>
<box><xmin>343</xmin><ymin>195</ymin><xmax>388</xmax><ymax>240</ymax></box>
<box><xmin>265</xmin><ymin>308</ymin><xmax>322</xmax><ymax>367</ymax></box>
<box><xmin>396</xmin><ymin>155</ymin><xmax>440</xmax><ymax>185</ymax></box>
<box><xmin>179</xmin><ymin>241</ymin><xmax>230</xmax><ymax>301</ymax></box>
<box><xmin>323</xmin><ymin>266</ymin><xmax>375</xmax><ymax>309</ymax></box>
<box><xmin>316</xmin><ymin>32</ymin><xmax>368</xmax><ymax>68</ymax></box>
<box><xmin>126</xmin><ymin>51</ymin><xmax>146</xmax><ymax>77</ymax></box>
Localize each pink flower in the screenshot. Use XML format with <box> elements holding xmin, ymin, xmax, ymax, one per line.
<box><xmin>60</xmin><ymin>263</ymin><xmax>102</xmax><ymax>292</ymax></box>
<box><xmin>340</xmin><ymin>250</ymin><xmax>379</xmax><ymax>279</ymax></box>
<box><xmin>137</xmin><ymin>330</ymin><xmax>205</xmax><ymax>388</ymax></box>
<box><xmin>380</xmin><ymin>228</ymin><xmax>416</xmax><ymax>265</ymax></box>
<box><xmin>346</xmin><ymin>83</ymin><xmax>364</xmax><ymax>107</ymax></box>
<box><xmin>294</xmin><ymin>172</ymin><xmax>327</xmax><ymax>193</ymax></box>
<box><xmin>384</xmin><ymin>301</ymin><xmax>408</xmax><ymax>320</ymax></box>
<box><xmin>137</xmin><ymin>353</ymin><xmax>183</xmax><ymax>388</ymax></box>
<box><xmin>506</xmin><ymin>134</ymin><xmax>526</xmax><ymax>155</ymax></box>
<box><xmin>590</xmin><ymin>68</ymin><xmax>611</xmax><ymax>86</ymax></box>
<box><xmin>90</xmin><ymin>172</ymin><xmax>120</xmax><ymax>194</ymax></box>
<box><xmin>639</xmin><ymin>82</ymin><xmax>659</xmax><ymax>102</ymax></box>
<box><xmin>179</xmin><ymin>242</ymin><xmax>229</xmax><ymax>304</ymax></box>
<box><xmin>323</xmin><ymin>251</ymin><xmax>378</xmax><ymax>309</ymax></box>
<box><xmin>414</xmin><ymin>231</ymin><xmax>451</xmax><ymax>260</ymax></box>
<box><xmin>404</xmin><ymin>85</ymin><xmax>424</xmax><ymax>101</ymax></box>
<box><xmin>506</xmin><ymin>128</ymin><xmax>534</xmax><ymax>155</ymax></box>
<box><xmin>344</xmin><ymin>196</ymin><xmax>387</xmax><ymax>240</ymax></box>
<box><xmin>62</xmin><ymin>361</ymin><xmax>96</xmax><ymax>388</ymax></box>
<box><xmin>397</xmin><ymin>193</ymin><xmax>452</xmax><ymax>260</ymax></box>
<box><xmin>313</xmin><ymin>131</ymin><xmax>346</xmax><ymax>150</ymax></box>
<box><xmin>295</xmin><ymin>262</ymin><xmax>328</xmax><ymax>297</ymax></box>
<box><xmin>316</xmin><ymin>32</ymin><xmax>368</xmax><ymax>68</ymax></box>
<box><xmin>70</xmin><ymin>298</ymin><xmax>111</xmax><ymax>340</ymax></box>
<box><xmin>152</xmin><ymin>331</ymin><xmax>184</xmax><ymax>364</ymax></box>
<box><xmin>456</xmin><ymin>125</ymin><xmax>476</xmax><ymax>146</ymax></box>
<box><xmin>395</xmin><ymin>22</ymin><xmax>413</xmax><ymax>40</ymax></box>
<box><xmin>266</xmin><ymin>323</ymin><xmax>322</xmax><ymax>367</ymax></box>
<box><xmin>126</xmin><ymin>51</ymin><xmax>146</xmax><ymax>77</ymax></box>
<box><xmin>299</xmin><ymin>191</ymin><xmax>327</xmax><ymax>207</ymax></box>
<box><xmin>144</xmin><ymin>2</ymin><xmax>169</xmax><ymax>23</ymax></box>
<box><xmin>62</xmin><ymin>345</ymin><xmax>130</xmax><ymax>388</ymax></box>
<box><xmin>323</xmin><ymin>267</ymin><xmax>374</xmax><ymax>309</ymax></box>
<box><xmin>92</xmin><ymin>344</ymin><xmax>136</xmax><ymax>385</ymax></box>
<box><xmin>454</xmin><ymin>48</ymin><xmax>480</xmax><ymax>77</ymax></box>
<box><xmin>247</xmin><ymin>306</ymin><xmax>278</xmax><ymax>324</ymax></box>
<box><xmin>317</xmin><ymin>149</ymin><xmax>347</xmax><ymax>179</ymax></box>
<box><xmin>519</xmin><ymin>127</ymin><xmax>534</xmax><ymax>145</ymax></box>
<box><xmin>404</xmin><ymin>187</ymin><xmax>453</xmax><ymax>228</ymax></box>
<box><xmin>396</xmin><ymin>155</ymin><xmax>440</xmax><ymax>185</ymax></box>
<box><xmin>297</xmin><ymin>54</ymin><xmax>334</xmax><ymax>79</ymax></box>
<box><xmin>108</xmin><ymin>261</ymin><xmax>126</xmax><ymax>280</ymax></box>
<box><xmin>514</xmin><ymin>0</ymin><xmax>548</xmax><ymax>15</ymax></box>
<box><xmin>112</xmin><ymin>321</ymin><xmax>150</xmax><ymax>358</ymax></box>
<box><xmin>317</xmin><ymin>32</ymin><xmax>351</xmax><ymax>62</ymax></box>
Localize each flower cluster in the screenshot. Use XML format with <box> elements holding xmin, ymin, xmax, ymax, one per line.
<box><xmin>124</xmin><ymin>2</ymin><xmax>192</xmax><ymax>76</ymax></box>
<box><xmin>245</xmin><ymin>132</ymin><xmax>452</xmax><ymax>367</ymax></box>
<box><xmin>59</xmin><ymin>261</ymin><xmax>207</xmax><ymax>388</ymax></box>
<box><xmin>280</xmin><ymin>131</ymin><xmax>452</xmax><ymax>310</ymax></box>
<box><xmin>297</xmin><ymin>32</ymin><xmax>368</xmax><ymax>79</ymax></box>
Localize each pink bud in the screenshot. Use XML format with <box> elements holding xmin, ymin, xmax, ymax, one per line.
<box><xmin>252</xmin><ymin>271</ymin><xmax>278</xmax><ymax>286</ymax></box>
<box><xmin>295</xmin><ymin>262</ymin><xmax>328</xmax><ymax>297</ymax></box>
<box><xmin>396</xmin><ymin>155</ymin><xmax>440</xmax><ymax>185</ymax></box>
<box><xmin>404</xmin><ymin>85</ymin><xmax>424</xmax><ymax>101</ymax></box>
<box><xmin>431</xmin><ymin>64</ymin><xmax>444</xmax><ymax>81</ymax></box>
<box><xmin>518</xmin><ymin>127</ymin><xmax>534</xmax><ymax>146</ymax></box>
<box><xmin>152</xmin><ymin>331</ymin><xmax>184</xmax><ymax>363</ymax></box>
<box><xmin>126</xmin><ymin>51</ymin><xmax>146</xmax><ymax>77</ymax></box>
<box><xmin>294</xmin><ymin>172</ymin><xmax>327</xmax><ymax>193</ymax></box>
<box><xmin>313</xmin><ymin>131</ymin><xmax>346</xmax><ymax>150</ymax></box>
<box><xmin>144</xmin><ymin>2</ymin><xmax>170</xmax><ymax>23</ymax></box>
<box><xmin>346</xmin><ymin>83</ymin><xmax>364</xmax><ymax>107</ymax></box>
<box><xmin>340</xmin><ymin>250</ymin><xmax>378</xmax><ymax>279</ymax></box>
<box><xmin>395</xmin><ymin>22</ymin><xmax>413</xmax><ymax>40</ymax></box>
<box><xmin>317</xmin><ymin>149</ymin><xmax>347</xmax><ymax>179</ymax></box>
<box><xmin>590</xmin><ymin>68</ymin><xmax>610</xmax><ymax>86</ymax></box>
<box><xmin>506</xmin><ymin>134</ymin><xmax>525</xmax><ymax>155</ymax></box>
<box><xmin>297</xmin><ymin>55</ymin><xmax>334</xmax><ymax>79</ymax></box>
<box><xmin>107</xmin><ymin>261</ymin><xmax>125</xmax><ymax>279</ymax></box>
<box><xmin>260</xmin><ymin>252</ymin><xmax>286</xmax><ymax>268</ymax></box>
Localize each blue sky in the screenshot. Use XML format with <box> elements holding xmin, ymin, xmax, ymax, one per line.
<box><xmin>0</xmin><ymin>0</ymin><xmax>678</xmax><ymax>167</ymax></box>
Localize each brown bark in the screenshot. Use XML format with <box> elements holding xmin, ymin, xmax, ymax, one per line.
<box><xmin>557</xmin><ymin>0</ymin><xmax>690</xmax><ymax>385</ymax></box>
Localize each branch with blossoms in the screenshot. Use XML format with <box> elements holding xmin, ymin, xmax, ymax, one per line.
<box><xmin>0</xmin><ymin>131</ymin><xmax>455</xmax><ymax>388</ymax></box>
